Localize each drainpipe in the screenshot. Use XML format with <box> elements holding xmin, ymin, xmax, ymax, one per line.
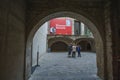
<box><xmin>37</xmin><ymin>46</ymin><xmax>39</xmax><ymax>66</ymax></box>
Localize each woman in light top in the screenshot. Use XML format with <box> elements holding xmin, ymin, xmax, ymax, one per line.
<box><xmin>72</xmin><ymin>44</ymin><xmax>77</xmax><ymax>58</ymax></box>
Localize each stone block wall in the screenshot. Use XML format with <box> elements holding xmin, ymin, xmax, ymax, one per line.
<box><xmin>0</xmin><ymin>0</ymin><xmax>26</xmax><ymax>80</ymax></box>
<box><xmin>110</xmin><ymin>0</ymin><xmax>120</xmax><ymax>80</ymax></box>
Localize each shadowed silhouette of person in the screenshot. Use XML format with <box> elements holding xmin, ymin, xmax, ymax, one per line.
<box><xmin>76</xmin><ymin>45</ymin><xmax>81</xmax><ymax>57</ymax></box>
<box><xmin>68</xmin><ymin>43</ymin><xmax>73</xmax><ymax>57</ymax></box>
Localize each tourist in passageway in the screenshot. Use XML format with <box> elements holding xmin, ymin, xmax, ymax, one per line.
<box><xmin>68</xmin><ymin>43</ymin><xmax>73</xmax><ymax>57</ymax></box>
<box><xmin>76</xmin><ymin>45</ymin><xmax>81</xmax><ymax>57</ymax></box>
<box><xmin>72</xmin><ymin>44</ymin><xmax>77</xmax><ymax>58</ymax></box>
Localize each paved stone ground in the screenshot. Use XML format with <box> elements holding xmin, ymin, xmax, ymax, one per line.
<box><xmin>29</xmin><ymin>52</ymin><xmax>102</xmax><ymax>80</ymax></box>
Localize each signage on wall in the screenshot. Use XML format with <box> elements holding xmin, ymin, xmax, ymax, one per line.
<box><xmin>49</xmin><ymin>18</ymin><xmax>72</xmax><ymax>35</ymax></box>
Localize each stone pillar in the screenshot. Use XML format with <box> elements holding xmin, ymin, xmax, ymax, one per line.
<box><xmin>81</xmin><ymin>22</ymin><xmax>85</xmax><ymax>35</ymax></box>
<box><xmin>72</xmin><ymin>19</ymin><xmax>74</xmax><ymax>35</ymax></box>
<box><xmin>0</xmin><ymin>0</ymin><xmax>26</xmax><ymax>80</ymax></box>
<box><xmin>104</xmin><ymin>1</ymin><xmax>113</xmax><ymax>80</ymax></box>
<box><xmin>110</xmin><ymin>0</ymin><xmax>120</xmax><ymax>80</ymax></box>
<box><xmin>105</xmin><ymin>0</ymin><xmax>120</xmax><ymax>80</ymax></box>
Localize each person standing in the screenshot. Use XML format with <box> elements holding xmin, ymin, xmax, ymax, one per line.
<box><xmin>72</xmin><ymin>44</ymin><xmax>77</xmax><ymax>58</ymax></box>
<box><xmin>68</xmin><ymin>43</ymin><xmax>72</xmax><ymax>57</ymax></box>
<box><xmin>77</xmin><ymin>45</ymin><xmax>81</xmax><ymax>57</ymax></box>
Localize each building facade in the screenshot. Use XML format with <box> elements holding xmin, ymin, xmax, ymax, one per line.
<box><xmin>47</xmin><ymin>17</ymin><xmax>94</xmax><ymax>52</ymax></box>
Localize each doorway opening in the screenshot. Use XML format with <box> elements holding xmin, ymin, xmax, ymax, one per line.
<box><xmin>51</xmin><ymin>41</ymin><xmax>68</xmax><ymax>52</ymax></box>
<box><xmin>25</xmin><ymin>11</ymin><xmax>104</xmax><ymax>80</ymax></box>
<box><xmin>77</xmin><ymin>40</ymin><xmax>91</xmax><ymax>51</ymax></box>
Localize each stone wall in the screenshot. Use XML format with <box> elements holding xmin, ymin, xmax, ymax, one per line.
<box><xmin>0</xmin><ymin>0</ymin><xmax>26</xmax><ymax>80</ymax></box>
<box><xmin>48</xmin><ymin>37</ymin><xmax>95</xmax><ymax>52</ymax></box>
<box><xmin>110</xmin><ymin>0</ymin><xmax>120</xmax><ymax>80</ymax></box>
<box><xmin>104</xmin><ymin>1</ymin><xmax>113</xmax><ymax>80</ymax></box>
<box><xmin>32</xmin><ymin>22</ymin><xmax>48</xmax><ymax>66</ymax></box>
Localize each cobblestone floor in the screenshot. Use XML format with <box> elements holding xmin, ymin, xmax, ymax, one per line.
<box><xmin>29</xmin><ymin>52</ymin><xmax>101</xmax><ymax>80</ymax></box>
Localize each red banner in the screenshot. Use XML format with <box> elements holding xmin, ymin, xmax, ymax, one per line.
<box><xmin>49</xmin><ymin>18</ymin><xmax>72</xmax><ymax>35</ymax></box>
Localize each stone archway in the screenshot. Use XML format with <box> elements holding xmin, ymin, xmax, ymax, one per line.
<box><xmin>48</xmin><ymin>37</ymin><xmax>73</xmax><ymax>48</ymax></box>
<box><xmin>26</xmin><ymin>11</ymin><xmax>105</xmax><ymax>80</ymax></box>
<box><xmin>75</xmin><ymin>38</ymin><xmax>95</xmax><ymax>52</ymax></box>
<box><xmin>87</xmin><ymin>43</ymin><xmax>92</xmax><ymax>51</ymax></box>
<box><xmin>77</xmin><ymin>40</ymin><xmax>92</xmax><ymax>51</ymax></box>
<box><xmin>50</xmin><ymin>41</ymin><xmax>68</xmax><ymax>52</ymax></box>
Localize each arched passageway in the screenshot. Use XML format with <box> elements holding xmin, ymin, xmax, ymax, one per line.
<box><xmin>75</xmin><ymin>38</ymin><xmax>95</xmax><ymax>52</ymax></box>
<box><xmin>87</xmin><ymin>43</ymin><xmax>91</xmax><ymax>51</ymax></box>
<box><xmin>26</xmin><ymin>11</ymin><xmax>106</xmax><ymax>80</ymax></box>
<box><xmin>48</xmin><ymin>37</ymin><xmax>73</xmax><ymax>49</ymax></box>
<box><xmin>77</xmin><ymin>40</ymin><xmax>92</xmax><ymax>51</ymax></box>
<box><xmin>51</xmin><ymin>41</ymin><xmax>68</xmax><ymax>52</ymax></box>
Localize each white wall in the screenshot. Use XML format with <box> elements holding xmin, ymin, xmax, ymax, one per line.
<box><xmin>81</xmin><ymin>22</ymin><xmax>85</xmax><ymax>35</ymax></box>
<box><xmin>32</xmin><ymin>22</ymin><xmax>48</xmax><ymax>66</ymax></box>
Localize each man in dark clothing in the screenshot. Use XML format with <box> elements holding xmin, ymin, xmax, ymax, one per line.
<box><xmin>76</xmin><ymin>45</ymin><xmax>81</xmax><ymax>57</ymax></box>
<box><xmin>68</xmin><ymin>43</ymin><xmax>72</xmax><ymax>57</ymax></box>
